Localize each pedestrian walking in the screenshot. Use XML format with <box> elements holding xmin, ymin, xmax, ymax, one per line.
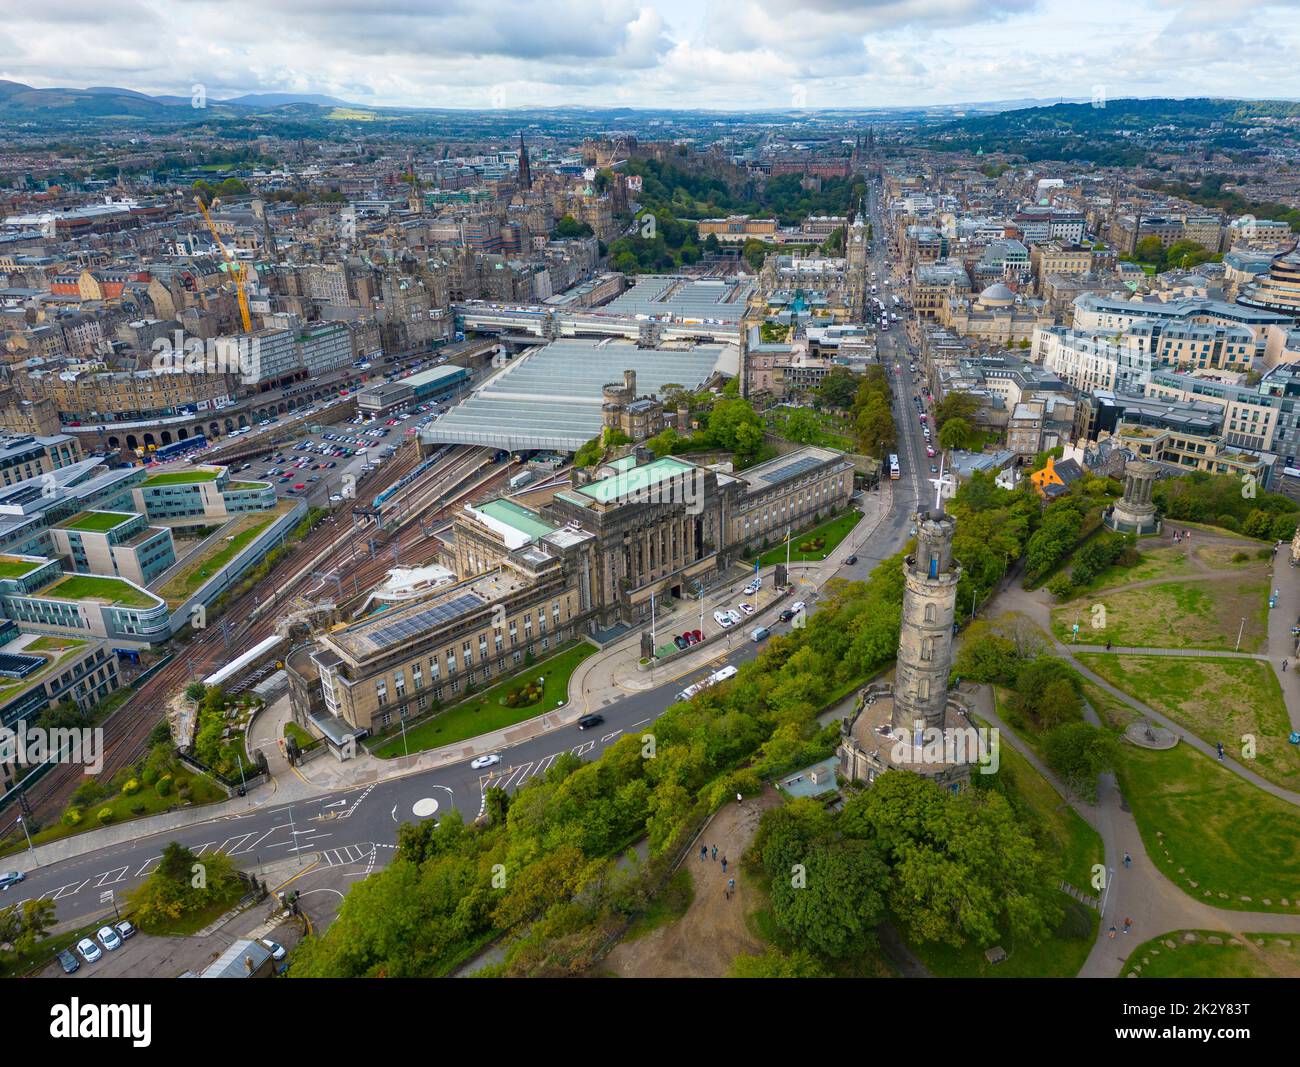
<box><xmin>711</xmin><ymin>845</ymin><xmax>717</xmax><ymax>861</ymax></box>
<box><xmin>700</xmin><ymin>844</ymin><xmax>707</xmax><ymax>861</ymax></box>
<box><xmin>1123</xmin><ymin>851</ymin><xmax>1131</xmax><ymax>868</ymax></box>
<box><xmin>1108</xmin><ymin>925</ymin><xmax>1117</xmax><ymax>939</ymax></box>
<box><xmin>1217</xmin><ymin>740</ymin><xmax>1225</xmax><ymax>761</ymax></box>
<box><xmin>1284</xmin><ymin>659</ymin><xmax>1289</xmax><ymax>673</ymax></box>
<box><xmin>721</xmin><ymin>856</ymin><xmax>728</xmax><ymax>873</ymax></box>
<box><xmin>1123</xmin><ymin>917</ymin><xmax>1132</xmax><ymax>934</ymax></box>
<box><xmin>728</xmin><ymin>877</ymin><xmax>735</xmax><ymax>893</ymax></box>
<box><xmin>1105</xmin><ymin>640</ymin><xmax>1112</xmax><ymax>652</ymax></box>
<box><xmin>736</xmin><ymin>791</ymin><xmax>743</xmax><ymax>804</ymax></box>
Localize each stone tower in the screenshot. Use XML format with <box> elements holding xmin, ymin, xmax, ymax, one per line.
<box><xmin>846</xmin><ymin>201</ymin><xmax>869</xmax><ymax>320</ymax></box>
<box><xmin>1106</xmin><ymin>459</ymin><xmax>1160</xmax><ymax>534</ymax></box>
<box><xmin>893</xmin><ymin>507</ymin><xmax>961</xmax><ymax>730</ymax></box>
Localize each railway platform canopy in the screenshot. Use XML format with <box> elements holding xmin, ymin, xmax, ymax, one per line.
<box><xmin>420</xmin><ymin>338</ymin><xmax>730</xmax><ymax>454</ymax></box>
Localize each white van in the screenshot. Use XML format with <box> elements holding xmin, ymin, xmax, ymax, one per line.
<box><xmin>750</xmin><ymin>626</ymin><xmax>771</xmax><ymax>643</ymax></box>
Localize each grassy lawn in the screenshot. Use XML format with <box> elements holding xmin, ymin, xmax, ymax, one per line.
<box><xmin>0</xmin><ymin>767</ymin><xmax>225</xmax><ymax>858</ymax></box>
<box><xmin>747</xmin><ymin>510</ymin><xmax>863</xmax><ymax>568</ymax></box>
<box><xmin>1052</xmin><ymin>577</ymin><xmax>1269</xmax><ymax>652</ymax></box>
<box><xmin>158</xmin><ymin>513</ymin><xmax>277</xmax><ymax>603</ymax></box>
<box><xmin>1080</xmin><ymin>679</ymin><xmax>1140</xmax><ymax>730</ymax></box>
<box><xmin>1117</xmin><ymin>742</ymin><xmax>1300</xmax><ymax>911</ymax></box>
<box><xmin>1196</xmin><ymin>544</ymin><xmax>1272</xmax><ymax>570</ymax></box>
<box><xmin>59</xmin><ymin>510</ymin><xmax>133</xmax><ymax>533</ymax></box>
<box><xmin>369</xmin><ymin>642</ymin><xmax>597</xmax><ymax>758</ymax></box>
<box><xmin>25</xmin><ymin>635</ymin><xmax>85</xmax><ymax>652</ymax></box>
<box><xmin>225</xmin><ymin>481</ymin><xmax>270</xmax><ymax>492</ymax></box>
<box><xmin>1123</xmin><ymin>930</ymin><xmax>1300</xmax><ymax>978</ymax></box>
<box><xmin>140</xmin><ymin>469</ymin><xmax>221</xmax><ymax>487</ymax></box>
<box><xmin>984</xmin><ymin>715</ymin><xmax>1103</xmax><ymax>889</ymax></box>
<box><xmin>1077</xmin><ymin>545</ymin><xmax>1196</xmax><ymax>594</ymax></box>
<box><xmin>0</xmin><ymin>557</ymin><xmax>40</xmax><ymax>580</ymax></box>
<box><xmin>44</xmin><ymin>574</ymin><xmax>157</xmax><ymax>609</ymax></box>
<box><xmin>1080</xmin><ymin>653</ymin><xmax>1300</xmax><ymax>790</ymax></box>
<box><xmin>904</xmin><ymin>895</ymin><xmax>1097</xmax><ymax>978</ymax></box>
<box><xmin>284</xmin><ymin>721</ymin><xmax>314</xmax><ymax>747</ymax></box>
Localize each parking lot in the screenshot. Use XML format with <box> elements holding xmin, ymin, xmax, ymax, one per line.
<box><xmin>228</xmin><ymin>391</ymin><xmax>452</xmax><ymax>509</ymax></box>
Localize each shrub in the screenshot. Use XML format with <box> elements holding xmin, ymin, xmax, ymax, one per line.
<box><xmin>1234</xmin><ymin>551</ymin><xmax>1250</xmax><ymax>563</ymax></box>
<box><xmin>62</xmin><ymin>806</ymin><xmax>83</xmax><ymax>827</ymax></box>
<box><xmin>97</xmin><ymin>807</ymin><xmax>114</xmax><ymax>825</ymax></box>
<box><xmin>156</xmin><ymin>774</ymin><xmax>173</xmax><ymax>797</ymax></box>
<box><xmin>1046</xmin><ymin>574</ymin><xmax>1075</xmax><ymax>600</ymax></box>
<box><xmin>122</xmin><ymin>778</ymin><xmax>140</xmax><ymax>796</ymax></box>
<box><xmin>131</xmin><ymin>803</ymin><xmax>147</xmax><ymax>816</ymax></box>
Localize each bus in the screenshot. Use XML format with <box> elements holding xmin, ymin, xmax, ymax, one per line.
<box><xmin>676</xmin><ymin>664</ymin><xmax>739</xmax><ymax>703</ymax></box>
<box><xmin>888</xmin><ymin>454</ymin><xmax>901</xmax><ymax>480</ymax></box>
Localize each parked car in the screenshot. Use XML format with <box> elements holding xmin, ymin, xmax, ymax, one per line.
<box><xmin>743</xmin><ymin>578</ymin><xmax>761</xmax><ymax>595</ymax></box>
<box><xmin>0</xmin><ymin>870</ymin><xmax>25</xmax><ymax>889</ymax></box>
<box><xmin>76</xmin><ymin>938</ymin><xmax>102</xmax><ymax>964</ymax></box>
<box><xmin>114</xmin><ymin>919</ymin><xmax>136</xmax><ymax>940</ymax></box>
<box><xmin>56</xmin><ymin>948</ymin><xmax>80</xmax><ymax>974</ymax></box>
<box><xmin>713</xmin><ymin>610</ymin><xmax>733</xmax><ymax>628</ymax></box>
<box><xmin>470</xmin><ymin>753</ymin><xmax>501</xmax><ymax>770</ymax></box>
<box><xmin>96</xmin><ymin>926</ymin><xmax>122</xmax><ymax>951</ymax></box>
<box><xmin>726</xmin><ymin>609</ymin><xmax>743</xmax><ymax>626</ymax></box>
<box><xmin>261</xmin><ymin>939</ymin><xmax>287</xmax><ymax>962</ymax></box>
<box><xmin>577</xmin><ymin>714</ymin><xmax>605</xmax><ymax>731</ymax></box>
<box><xmin>686</xmin><ymin>630</ymin><xmax>702</xmax><ymax>645</ymax></box>
<box><xmin>738</xmin><ymin>602</ymin><xmax>755</xmax><ymax>616</ymax></box>
<box><xmin>791</xmin><ymin>601</ymin><xmax>807</xmax><ymax>615</ymax></box>
<box><xmin>674</xmin><ymin>634</ymin><xmax>689</xmax><ymax>650</ymax></box>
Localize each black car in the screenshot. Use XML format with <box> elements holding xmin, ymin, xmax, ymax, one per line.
<box><xmin>845</xmin><ymin>554</ymin><xmax>858</xmax><ymax>565</ymax></box>
<box><xmin>577</xmin><ymin>714</ymin><xmax>605</xmax><ymax>731</ymax></box>
<box><xmin>56</xmin><ymin>948</ymin><xmax>79</xmax><ymax>974</ymax></box>
<box><xmin>674</xmin><ymin>634</ymin><xmax>689</xmax><ymax>650</ymax></box>
<box><xmin>778</xmin><ymin>608</ymin><xmax>796</xmax><ymax>623</ymax></box>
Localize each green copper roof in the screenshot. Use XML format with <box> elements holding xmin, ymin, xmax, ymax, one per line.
<box><xmin>475</xmin><ymin>498</ymin><xmax>556</xmax><ymax>541</ymax></box>
<box><xmin>578</xmin><ymin>457</ymin><xmax>695</xmax><ymax>504</ymax></box>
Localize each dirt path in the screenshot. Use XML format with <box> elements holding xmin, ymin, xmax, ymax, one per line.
<box><xmin>603</xmin><ymin>787</ymin><xmax>781</xmax><ymax>978</ymax></box>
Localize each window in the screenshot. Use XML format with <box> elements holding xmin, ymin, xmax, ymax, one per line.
<box><xmin>924</xmin><ymin>603</ymin><xmax>937</xmax><ymax>624</ymax></box>
<box><xmin>376</xmin><ymin>680</ymin><xmax>388</xmax><ymax>706</ymax></box>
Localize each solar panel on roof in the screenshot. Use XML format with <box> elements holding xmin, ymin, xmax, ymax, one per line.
<box><xmin>0</xmin><ymin>652</ymin><xmax>45</xmax><ymax>679</ymax></box>
<box><xmin>365</xmin><ymin>593</ymin><xmax>485</xmax><ymax>649</ymax></box>
<box><xmin>759</xmin><ymin>455</ymin><xmax>823</xmax><ymax>486</ymax></box>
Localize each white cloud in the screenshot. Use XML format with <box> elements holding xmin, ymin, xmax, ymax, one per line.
<box><xmin>0</xmin><ymin>0</ymin><xmax>1297</xmax><ymax>108</ymax></box>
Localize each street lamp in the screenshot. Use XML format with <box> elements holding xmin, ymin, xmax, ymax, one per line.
<box><xmin>16</xmin><ymin>814</ymin><xmax>35</xmax><ymax>866</ymax></box>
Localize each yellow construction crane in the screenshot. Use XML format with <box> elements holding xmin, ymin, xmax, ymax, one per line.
<box><xmin>195</xmin><ymin>196</ymin><xmax>252</xmax><ymax>333</ymax></box>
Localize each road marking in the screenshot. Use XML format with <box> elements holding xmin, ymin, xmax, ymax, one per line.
<box><xmin>49</xmin><ymin>879</ymin><xmax>89</xmax><ymax>901</ymax></box>
<box><xmin>571</xmin><ymin>741</ymin><xmax>595</xmax><ymax>757</ymax></box>
<box><xmin>135</xmin><ymin>856</ymin><xmax>161</xmax><ymax>878</ymax></box>
<box><xmin>93</xmin><ymin>866</ymin><xmax>129</xmax><ymax>888</ymax></box>
<box><xmin>600</xmin><ymin>729</ymin><xmax>623</xmax><ymax>743</ymax></box>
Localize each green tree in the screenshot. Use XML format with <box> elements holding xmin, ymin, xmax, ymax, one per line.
<box><xmin>706</xmin><ymin>397</ymin><xmax>764</xmax><ymax>459</ymax></box>
<box><xmin>817</xmin><ymin>366</ymin><xmax>858</xmax><ymax>410</ymax></box>
<box><xmin>781</xmin><ymin>407</ymin><xmax>823</xmax><ymax>445</ymax></box>
<box><xmin>1044</xmin><ymin>722</ymin><xmax>1118</xmax><ymax>799</ymax></box>
<box><xmin>855</xmin><ymin>394</ymin><xmax>896</xmax><ymax>457</ymax></box>
<box><xmin>937</xmin><ymin>416</ymin><xmax>973</xmax><ymax>452</ymax></box>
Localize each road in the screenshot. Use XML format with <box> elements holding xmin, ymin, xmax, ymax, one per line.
<box><xmin>13</xmin><ymin>179</ymin><xmax>927</xmax><ymax>929</ymax></box>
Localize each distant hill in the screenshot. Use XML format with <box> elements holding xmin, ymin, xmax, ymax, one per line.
<box><xmin>220</xmin><ymin>92</ymin><xmax>351</xmax><ymax>108</ymax></box>
<box><xmin>0</xmin><ymin>81</ymin><xmax>348</xmax><ymax>120</ymax></box>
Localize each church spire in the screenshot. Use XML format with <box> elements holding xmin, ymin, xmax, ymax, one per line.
<box><xmin>517</xmin><ymin>130</ymin><xmax>532</xmax><ymax>190</ymax></box>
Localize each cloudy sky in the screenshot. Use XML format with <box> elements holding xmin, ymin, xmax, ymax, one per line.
<box><xmin>3</xmin><ymin>0</ymin><xmax>1299</xmax><ymax>110</ymax></box>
